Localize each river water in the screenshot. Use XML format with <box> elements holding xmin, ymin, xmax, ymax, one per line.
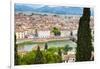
<box><xmin>17</xmin><ymin>40</ymin><xmax>77</xmax><ymax>52</ymax></box>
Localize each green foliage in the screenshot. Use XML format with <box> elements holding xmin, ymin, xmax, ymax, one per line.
<box><xmin>14</xmin><ymin>35</ymin><xmax>19</xmax><ymax>65</ymax></box>
<box><xmin>17</xmin><ymin>47</ymin><xmax>63</xmax><ymax>65</ymax></box>
<box><xmin>22</xmin><ymin>51</ymin><xmax>35</xmax><ymax>64</ymax></box>
<box><xmin>58</xmin><ymin>48</ymin><xmax>62</xmax><ymax>62</ymax></box>
<box><xmin>58</xmin><ymin>48</ymin><xmax>62</xmax><ymax>56</ymax></box>
<box><xmin>52</xmin><ymin>27</ymin><xmax>61</xmax><ymax>36</ymax></box>
<box><xmin>44</xmin><ymin>47</ymin><xmax>62</xmax><ymax>63</ymax></box>
<box><xmin>76</xmin><ymin>8</ymin><xmax>93</xmax><ymax>61</ymax></box>
<box><xmin>63</xmin><ymin>45</ymin><xmax>73</xmax><ymax>52</ymax></box>
<box><xmin>45</xmin><ymin>42</ymin><xmax>48</xmax><ymax>50</ymax></box>
<box><xmin>44</xmin><ymin>51</ymin><xmax>62</xmax><ymax>63</ymax></box>
<box><xmin>34</xmin><ymin>46</ymin><xmax>45</xmax><ymax>64</ymax></box>
<box><xmin>44</xmin><ymin>52</ymin><xmax>55</xmax><ymax>63</ymax></box>
<box><xmin>18</xmin><ymin>41</ymin><xmax>34</xmax><ymax>46</ymax></box>
<box><xmin>47</xmin><ymin>47</ymin><xmax>58</xmax><ymax>53</ymax></box>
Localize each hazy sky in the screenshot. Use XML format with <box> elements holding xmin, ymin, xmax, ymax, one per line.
<box><xmin>15</xmin><ymin>3</ymin><xmax>94</xmax><ymax>16</ymax></box>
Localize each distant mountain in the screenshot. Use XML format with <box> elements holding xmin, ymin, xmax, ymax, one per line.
<box><xmin>35</xmin><ymin>6</ymin><xmax>83</xmax><ymax>15</ymax></box>
<box><xmin>15</xmin><ymin>4</ymin><xmax>34</xmax><ymax>11</ymax></box>
<box><xmin>15</xmin><ymin>4</ymin><xmax>93</xmax><ymax>16</ymax></box>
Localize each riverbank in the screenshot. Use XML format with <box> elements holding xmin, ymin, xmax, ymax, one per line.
<box><xmin>16</xmin><ymin>37</ymin><xmax>71</xmax><ymax>45</ymax></box>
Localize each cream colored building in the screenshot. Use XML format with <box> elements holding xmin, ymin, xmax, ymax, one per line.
<box><xmin>16</xmin><ymin>31</ymin><xmax>25</xmax><ymax>39</ymax></box>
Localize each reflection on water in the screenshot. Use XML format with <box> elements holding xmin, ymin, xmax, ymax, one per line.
<box><xmin>18</xmin><ymin>40</ymin><xmax>77</xmax><ymax>52</ymax></box>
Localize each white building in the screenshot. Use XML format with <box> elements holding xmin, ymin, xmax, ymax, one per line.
<box><xmin>38</xmin><ymin>29</ymin><xmax>51</xmax><ymax>38</ymax></box>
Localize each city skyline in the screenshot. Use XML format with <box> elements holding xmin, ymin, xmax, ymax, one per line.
<box><xmin>15</xmin><ymin>3</ymin><xmax>94</xmax><ymax>16</ymax></box>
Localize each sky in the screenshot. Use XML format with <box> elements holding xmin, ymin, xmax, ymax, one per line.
<box><xmin>15</xmin><ymin>3</ymin><xmax>94</xmax><ymax>16</ymax></box>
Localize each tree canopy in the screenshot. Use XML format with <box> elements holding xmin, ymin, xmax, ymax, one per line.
<box><xmin>76</xmin><ymin>8</ymin><xmax>93</xmax><ymax>61</ymax></box>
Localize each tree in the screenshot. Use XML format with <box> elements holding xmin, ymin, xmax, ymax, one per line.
<box><xmin>20</xmin><ymin>51</ymin><xmax>35</xmax><ymax>64</ymax></box>
<box><xmin>34</xmin><ymin>46</ymin><xmax>45</xmax><ymax>64</ymax></box>
<box><xmin>58</xmin><ymin>48</ymin><xmax>62</xmax><ymax>56</ymax></box>
<box><xmin>58</xmin><ymin>48</ymin><xmax>62</xmax><ymax>62</ymax></box>
<box><xmin>52</xmin><ymin>27</ymin><xmax>61</xmax><ymax>36</ymax></box>
<box><xmin>35</xmin><ymin>29</ymin><xmax>38</xmax><ymax>37</ymax></box>
<box><xmin>14</xmin><ymin>35</ymin><xmax>19</xmax><ymax>65</ymax></box>
<box><xmin>76</xmin><ymin>8</ymin><xmax>93</xmax><ymax>61</ymax></box>
<box><xmin>45</xmin><ymin>42</ymin><xmax>48</xmax><ymax>50</ymax></box>
<box><xmin>64</xmin><ymin>45</ymin><xmax>72</xmax><ymax>54</ymax></box>
<box><xmin>70</xmin><ymin>31</ymin><xmax>73</xmax><ymax>37</ymax></box>
<box><xmin>44</xmin><ymin>51</ymin><xmax>62</xmax><ymax>63</ymax></box>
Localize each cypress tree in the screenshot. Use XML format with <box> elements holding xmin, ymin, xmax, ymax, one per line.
<box><xmin>70</xmin><ymin>31</ymin><xmax>73</xmax><ymax>37</ymax></box>
<box><xmin>35</xmin><ymin>29</ymin><xmax>38</xmax><ymax>37</ymax></box>
<box><xmin>45</xmin><ymin>42</ymin><xmax>48</xmax><ymax>50</ymax></box>
<box><xmin>34</xmin><ymin>46</ymin><xmax>44</xmax><ymax>64</ymax></box>
<box><xmin>14</xmin><ymin>35</ymin><xmax>19</xmax><ymax>65</ymax></box>
<box><xmin>76</xmin><ymin>8</ymin><xmax>93</xmax><ymax>61</ymax></box>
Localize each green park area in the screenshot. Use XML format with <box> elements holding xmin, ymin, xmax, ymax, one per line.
<box><xmin>15</xmin><ymin>42</ymin><xmax>73</xmax><ymax>65</ymax></box>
